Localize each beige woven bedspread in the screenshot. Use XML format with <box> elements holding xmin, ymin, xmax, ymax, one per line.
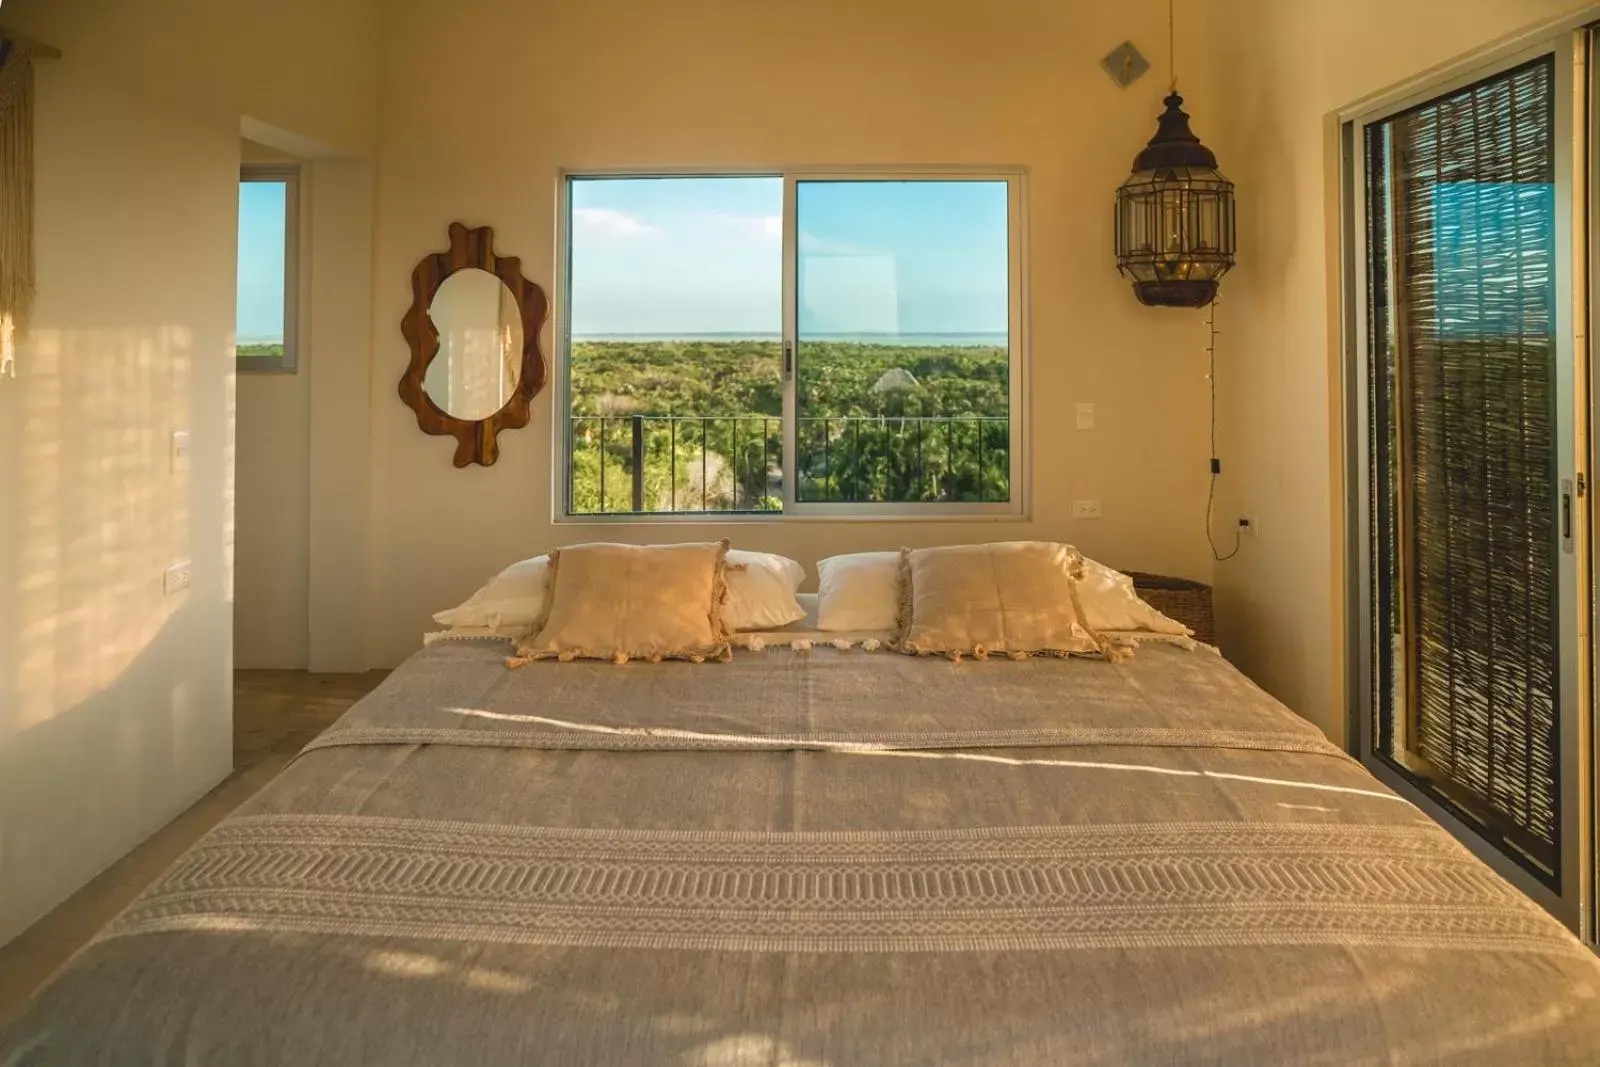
<box><xmin>4</xmin><ymin>642</ymin><xmax>1599</xmax><ymax>1066</ymax></box>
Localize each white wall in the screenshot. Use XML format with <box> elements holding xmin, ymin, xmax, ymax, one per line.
<box><xmin>0</xmin><ymin>0</ymin><xmax>379</xmax><ymax>947</ymax></box>
<box><xmin>305</xmin><ymin>160</ymin><xmax>377</xmax><ymax>674</ymax></box>
<box><xmin>1196</xmin><ymin>0</ymin><xmax>1592</xmax><ymax>740</ymax></box>
<box><xmin>363</xmin><ymin>0</ymin><xmax>1224</xmax><ymax>668</ymax></box>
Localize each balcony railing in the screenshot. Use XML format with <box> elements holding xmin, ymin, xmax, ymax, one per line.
<box><xmin>569</xmin><ymin>414</ymin><xmax>1009</xmax><ymax>514</ymax></box>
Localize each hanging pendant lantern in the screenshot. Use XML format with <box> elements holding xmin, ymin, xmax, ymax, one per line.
<box><xmin>1113</xmin><ymin>2</ymin><xmax>1235</xmax><ymax>309</ymax></box>
<box><xmin>1115</xmin><ymin>91</ymin><xmax>1236</xmax><ymax>308</ymax></box>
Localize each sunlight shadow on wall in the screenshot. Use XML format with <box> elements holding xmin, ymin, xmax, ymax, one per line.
<box><xmin>10</xmin><ymin>326</ymin><xmax>191</xmax><ymax>732</ymax></box>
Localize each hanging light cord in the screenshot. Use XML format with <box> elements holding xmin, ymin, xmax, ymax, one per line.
<box><xmin>1206</xmin><ymin>296</ymin><xmax>1241</xmax><ymax>562</ymax></box>
<box><xmin>1168</xmin><ymin>0</ymin><xmax>1177</xmax><ymax>92</ymax></box>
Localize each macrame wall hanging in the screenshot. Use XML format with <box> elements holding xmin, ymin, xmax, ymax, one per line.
<box><xmin>0</xmin><ymin>34</ymin><xmax>43</xmax><ymax>379</ymax></box>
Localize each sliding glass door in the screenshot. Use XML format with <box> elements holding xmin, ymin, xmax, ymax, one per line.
<box><xmin>1350</xmin><ymin>39</ymin><xmax>1589</xmax><ymax>930</ymax></box>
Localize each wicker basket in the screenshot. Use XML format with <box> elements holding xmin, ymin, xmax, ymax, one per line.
<box><xmin>1125</xmin><ymin>571</ymin><xmax>1215</xmax><ymax>646</ymax></box>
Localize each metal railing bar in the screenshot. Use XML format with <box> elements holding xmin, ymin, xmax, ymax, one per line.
<box><xmin>569</xmin><ymin>414</ymin><xmax>1007</xmax><ymax>513</ymax></box>
<box><xmin>978</xmin><ymin>421</ymin><xmax>986</xmax><ymax>503</ymax></box>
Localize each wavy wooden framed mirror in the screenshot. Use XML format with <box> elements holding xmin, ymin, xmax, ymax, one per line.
<box><xmin>399</xmin><ymin>223</ymin><xmax>549</xmax><ymax>466</ymax></box>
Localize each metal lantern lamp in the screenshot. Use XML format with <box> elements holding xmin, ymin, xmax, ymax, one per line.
<box><xmin>1113</xmin><ymin>4</ymin><xmax>1236</xmax><ymax>308</ymax></box>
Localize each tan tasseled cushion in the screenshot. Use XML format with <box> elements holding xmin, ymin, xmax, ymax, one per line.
<box><xmin>513</xmin><ymin>541</ymin><xmax>732</xmax><ymax>664</ymax></box>
<box><xmin>897</xmin><ymin>541</ymin><xmax>1101</xmax><ymax>659</ymax></box>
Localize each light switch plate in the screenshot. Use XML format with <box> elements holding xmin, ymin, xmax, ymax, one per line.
<box><xmin>164</xmin><ymin>561</ymin><xmax>192</xmax><ymax>595</ymax></box>
<box><xmin>170</xmin><ymin>430</ymin><xmax>191</xmax><ymax>473</ymax></box>
<box><xmin>1072</xmin><ymin>500</ymin><xmax>1103</xmax><ymax>520</ymax></box>
<box><xmin>1075</xmin><ymin>403</ymin><xmax>1096</xmax><ymax>430</ymax></box>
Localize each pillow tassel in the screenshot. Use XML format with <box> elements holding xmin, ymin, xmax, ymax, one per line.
<box><xmin>1066</xmin><ymin>548</ymin><xmax>1135</xmax><ymax>663</ymax></box>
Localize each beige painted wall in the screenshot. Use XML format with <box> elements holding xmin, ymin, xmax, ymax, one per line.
<box><xmin>365</xmin><ymin>0</ymin><xmax>1225</xmax><ymax>667</ymax></box>
<box><xmin>1197</xmin><ymin>0</ymin><xmax>1592</xmax><ymax>740</ymax></box>
<box><xmin>306</xmin><ymin>160</ymin><xmax>377</xmax><ymax>674</ymax></box>
<box><xmin>0</xmin><ymin>0</ymin><xmax>379</xmax><ymax>947</ymax></box>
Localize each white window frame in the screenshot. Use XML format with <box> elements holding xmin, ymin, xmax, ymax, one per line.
<box><xmin>238</xmin><ymin>163</ymin><xmax>301</xmax><ymax>374</ymax></box>
<box><xmin>552</xmin><ymin>165</ymin><xmax>1030</xmax><ymax>523</ymax></box>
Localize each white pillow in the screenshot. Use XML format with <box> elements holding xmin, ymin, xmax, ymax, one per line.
<box><xmin>432</xmin><ymin>555</ymin><xmax>551</xmax><ymax>636</ymax></box>
<box><xmin>1075</xmin><ymin>559</ymin><xmax>1192</xmax><ymax>635</ymax></box>
<box><xmin>434</xmin><ymin>549</ymin><xmax>804</xmax><ymax>636</ymax></box>
<box><xmin>723</xmin><ymin>549</ymin><xmax>806</xmax><ymax>631</ymax></box>
<box><xmin>816</xmin><ymin>551</ymin><xmax>902</xmax><ymax>631</ymax></box>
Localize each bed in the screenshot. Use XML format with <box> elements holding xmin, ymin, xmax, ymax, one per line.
<box><xmin>4</xmin><ymin>637</ymin><xmax>1599</xmax><ymax>1064</ymax></box>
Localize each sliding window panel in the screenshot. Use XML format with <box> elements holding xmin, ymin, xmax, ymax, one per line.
<box><xmin>562</xmin><ymin>176</ymin><xmax>785</xmax><ymax>516</ymax></box>
<box><xmin>786</xmin><ymin>177</ymin><xmax>1024</xmax><ymax>517</ymax></box>
<box><xmin>1352</xmin><ymin>42</ymin><xmax>1589</xmax><ymax>930</ymax></box>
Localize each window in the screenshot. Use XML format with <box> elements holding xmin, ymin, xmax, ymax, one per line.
<box><xmin>237</xmin><ymin>164</ymin><xmax>300</xmax><ymax>372</ymax></box>
<box><xmin>559</xmin><ymin>171</ymin><xmax>1025</xmax><ymax>518</ymax></box>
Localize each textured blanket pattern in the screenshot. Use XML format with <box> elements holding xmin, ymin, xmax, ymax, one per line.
<box><xmin>7</xmin><ymin>642</ymin><xmax>1600</xmax><ymax>1065</ymax></box>
<box><xmin>106</xmin><ymin>814</ymin><xmax>1582</xmax><ymax>956</ymax></box>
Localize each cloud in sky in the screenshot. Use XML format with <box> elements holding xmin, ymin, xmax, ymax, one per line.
<box><xmin>694</xmin><ymin>211</ymin><xmax>782</xmax><ymax>244</ymax></box>
<box><xmin>572</xmin><ymin>207</ymin><xmax>662</xmax><ymax>240</ymax></box>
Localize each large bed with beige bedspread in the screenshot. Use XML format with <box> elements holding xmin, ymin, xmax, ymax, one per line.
<box><xmin>4</xmin><ymin>640</ymin><xmax>1599</xmax><ymax>1064</ymax></box>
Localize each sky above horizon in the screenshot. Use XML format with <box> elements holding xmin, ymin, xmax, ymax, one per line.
<box><xmin>237</xmin><ymin>180</ymin><xmax>287</xmax><ymax>343</ymax></box>
<box><xmin>569</xmin><ymin>177</ymin><xmax>1010</xmax><ymax>338</ymax></box>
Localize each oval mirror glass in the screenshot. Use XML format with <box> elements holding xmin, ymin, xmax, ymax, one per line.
<box><xmin>422</xmin><ymin>268</ymin><xmax>524</xmax><ymax>421</ymax></box>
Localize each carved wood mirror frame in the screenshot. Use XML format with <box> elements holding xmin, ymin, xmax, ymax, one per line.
<box><xmin>399</xmin><ymin>223</ymin><xmax>549</xmax><ymax>466</ymax></box>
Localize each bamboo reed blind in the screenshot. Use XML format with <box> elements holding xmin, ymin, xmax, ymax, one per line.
<box><xmin>1366</xmin><ymin>56</ymin><xmax>1560</xmax><ymax>878</ymax></box>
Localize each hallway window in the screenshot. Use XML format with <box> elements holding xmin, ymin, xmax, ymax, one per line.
<box><xmin>238</xmin><ymin>165</ymin><xmax>300</xmax><ymax>372</ymax></box>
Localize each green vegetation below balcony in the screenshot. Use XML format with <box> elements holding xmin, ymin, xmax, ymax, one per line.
<box><xmin>569</xmin><ymin>339</ymin><xmax>1010</xmax><ymax>513</ymax></box>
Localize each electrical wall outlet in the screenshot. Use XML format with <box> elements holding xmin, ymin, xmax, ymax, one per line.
<box><xmin>1072</xmin><ymin>500</ymin><xmax>1103</xmax><ymax>520</ymax></box>
<box><xmin>1075</xmin><ymin>402</ymin><xmax>1096</xmax><ymax>430</ymax></box>
<box><xmin>164</xmin><ymin>561</ymin><xmax>193</xmax><ymax>595</ymax></box>
<box><xmin>1239</xmin><ymin>515</ymin><xmax>1258</xmax><ymax>538</ymax></box>
<box><xmin>170</xmin><ymin>430</ymin><xmax>191</xmax><ymax>473</ymax></box>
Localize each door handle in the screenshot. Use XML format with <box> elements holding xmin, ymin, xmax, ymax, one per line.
<box><xmin>1561</xmin><ymin>478</ymin><xmax>1574</xmax><ymax>554</ymax></box>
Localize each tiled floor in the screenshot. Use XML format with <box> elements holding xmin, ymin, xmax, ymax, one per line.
<box><xmin>0</xmin><ymin>669</ymin><xmax>388</xmax><ymax>1026</ymax></box>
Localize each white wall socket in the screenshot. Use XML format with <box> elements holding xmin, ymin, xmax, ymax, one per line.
<box><xmin>170</xmin><ymin>430</ymin><xmax>191</xmax><ymax>473</ymax></box>
<box><xmin>164</xmin><ymin>561</ymin><xmax>193</xmax><ymax>595</ymax></box>
<box><xmin>1075</xmin><ymin>402</ymin><xmax>1096</xmax><ymax>430</ymax></box>
<box><xmin>1239</xmin><ymin>515</ymin><xmax>1259</xmax><ymax>538</ymax></box>
<box><xmin>1072</xmin><ymin>500</ymin><xmax>1103</xmax><ymax>520</ymax></box>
